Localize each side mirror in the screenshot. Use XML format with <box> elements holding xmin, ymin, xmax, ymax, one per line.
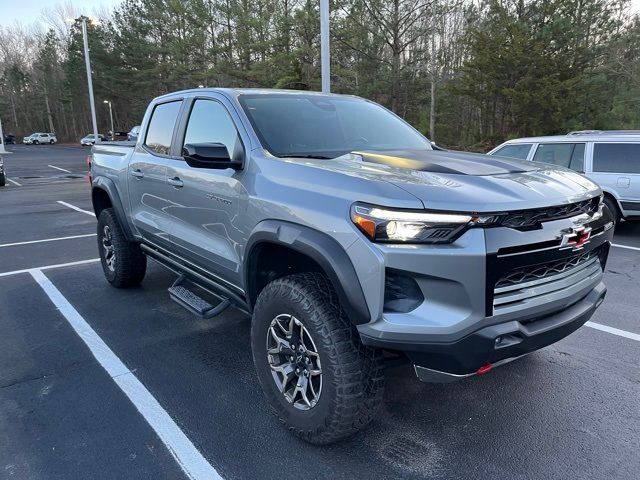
<box><xmin>182</xmin><ymin>142</ymin><xmax>242</xmax><ymax>170</ymax></box>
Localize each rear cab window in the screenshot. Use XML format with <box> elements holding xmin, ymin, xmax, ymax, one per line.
<box><xmin>493</xmin><ymin>143</ymin><xmax>533</xmax><ymax>160</ymax></box>
<box><xmin>532</xmin><ymin>143</ymin><xmax>585</xmax><ymax>172</ymax></box>
<box><xmin>144</xmin><ymin>100</ymin><xmax>183</xmax><ymax>155</ymax></box>
<box><xmin>593</xmin><ymin>143</ymin><xmax>640</xmax><ymax>174</ymax></box>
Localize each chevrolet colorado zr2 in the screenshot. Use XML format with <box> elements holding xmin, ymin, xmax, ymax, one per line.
<box><xmin>89</xmin><ymin>89</ymin><xmax>614</xmax><ymax>444</ymax></box>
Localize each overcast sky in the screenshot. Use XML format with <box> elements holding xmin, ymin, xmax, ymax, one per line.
<box><xmin>0</xmin><ymin>0</ymin><xmax>123</xmax><ymax>27</ymax></box>
<box><xmin>0</xmin><ymin>0</ymin><xmax>638</xmax><ymax>28</ymax></box>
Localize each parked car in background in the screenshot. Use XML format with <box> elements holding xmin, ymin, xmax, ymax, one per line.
<box><xmin>81</xmin><ymin>134</ymin><xmax>106</xmax><ymax>146</ymax></box>
<box><xmin>0</xmin><ymin>154</ymin><xmax>5</xmax><ymax>186</ymax></box>
<box><xmin>23</xmin><ymin>132</ymin><xmax>57</xmax><ymax>145</ymax></box>
<box><xmin>127</xmin><ymin>125</ymin><xmax>141</xmax><ymax>142</ymax></box>
<box><xmin>111</xmin><ymin>131</ymin><xmax>129</xmax><ymax>141</ymax></box>
<box><xmin>488</xmin><ymin>130</ymin><xmax>640</xmax><ymax>223</ymax></box>
<box><xmin>3</xmin><ymin>133</ymin><xmax>16</xmax><ymax>144</ymax></box>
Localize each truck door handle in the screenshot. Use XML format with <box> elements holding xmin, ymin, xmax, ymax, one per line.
<box><xmin>130</xmin><ymin>169</ymin><xmax>144</xmax><ymax>179</ymax></box>
<box><xmin>168</xmin><ymin>177</ymin><xmax>184</xmax><ymax>188</ymax></box>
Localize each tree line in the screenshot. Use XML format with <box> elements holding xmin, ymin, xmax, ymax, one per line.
<box><xmin>0</xmin><ymin>0</ymin><xmax>638</xmax><ymax>150</ymax></box>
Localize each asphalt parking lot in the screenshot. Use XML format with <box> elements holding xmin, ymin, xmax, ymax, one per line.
<box><xmin>1</xmin><ymin>144</ymin><xmax>639</xmax><ymax>480</ymax></box>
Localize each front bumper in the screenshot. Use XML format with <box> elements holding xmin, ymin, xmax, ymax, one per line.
<box><xmin>357</xmin><ymin>206</ymin><xmax>614</xmax><ymax>381</ymax></box>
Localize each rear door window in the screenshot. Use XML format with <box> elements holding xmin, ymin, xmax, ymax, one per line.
<box><xmin>593</xmin><ymin>143</ymin><xmax>640</xmax><ymax>174</ymax></box>
<box><xmin>144</xmin><ymin>100</ymin><xmax>183</xmax><ymax>155</ymax></box>
<box><xmin>493</xmin><ymin>144</ymin><xmax>533</xmax><ymax>160</ymax></box>
<box><xmin>532</xmin><ymin>143</ymin><xmax>585</xmax><ymax>170</ymax></box>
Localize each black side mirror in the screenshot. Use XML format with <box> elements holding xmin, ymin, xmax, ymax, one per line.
<box><xmin>182</xmin><ymin>142</ymin><xmax>242</xmax><ymax>170</ymax></box>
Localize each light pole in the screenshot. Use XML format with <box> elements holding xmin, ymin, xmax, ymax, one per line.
<box><xmin>103</xmin><ymin>100</ymin><xmax>114</xmax><ymax>140</ymax></box>
<box><xmin>81</xmin><ymin>18</ymin><xmax>99</xmax><ymax>142</ymax></box>
<box><xmin>320</xmin><ymin>0</ymin><xmax>330</xmax><ymax>93</ymax></box>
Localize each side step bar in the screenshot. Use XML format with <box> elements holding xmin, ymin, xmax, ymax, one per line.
<box><xmin>168</xmin><ymin>275</ymin><xmax>231</xmax><ymax>319</ymax></box>
<box><xmin>140</xmin><ymin>243</ymin><xmax>249</xmax><ymax>314</ymax></box>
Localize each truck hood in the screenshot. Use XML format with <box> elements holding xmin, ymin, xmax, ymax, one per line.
<box><xmin>298</xmin><ymin>149</ymin><xmax>601</xmax><ymax>212</ymax></box>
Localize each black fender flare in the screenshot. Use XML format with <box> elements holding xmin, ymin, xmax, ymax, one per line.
<box><xmin>244</xmin><ymin>220</ymin><xmax>371</xmax><ymax>325</ymax></box>
<box><xmin>91</xmin><ymin>176</ymin><xmax>135</xmax><ymax>241</ymax></box>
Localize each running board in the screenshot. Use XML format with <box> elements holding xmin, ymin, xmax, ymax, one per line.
<box><xmin>168</xmin><ymin>275</ymin><xmax>231</xmax><ymax>319</ymax></box>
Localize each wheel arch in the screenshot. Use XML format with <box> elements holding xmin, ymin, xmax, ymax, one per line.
<box><xmin>601</xmin><ymin>189</ymin><xmax>623</xmax><ymax>218</ymax></box>
<box><xmin>244</xmin><ymin>220</ymin><xmax>370</xmax><ymax>325</ymax></box>
<box><xmin>91</xmin><ymin>177</ymin><xmax>135</xmax><ymax>240</ymax></box>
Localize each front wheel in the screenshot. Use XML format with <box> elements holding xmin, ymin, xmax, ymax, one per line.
<box><xmin>97</xmin><ymin>208</ymin><xmax>147</xmax><ymax>288</ymax></box>
<box><xmin>251</xmin><ymin>272</ymin><xmax>384</xmax><ymax>444</ymax></box>
<box><xmin>603</xmin><ymin>196</ymin><xmax>621</xmax><ymax>225</ymax></box>
<box><xmin>33</xmin><ymin>140</ymin><xmax>39</xmax><ymax>145</ymax></box>
<box><xmin>49</xmin><ymin>139</ymin><xmax>55</xmax><ymax>144</ymax></box>
<box><xmin>0</xmin><ymin>172</ymin><xmax>5</xmax><ymax>187</ymax></box>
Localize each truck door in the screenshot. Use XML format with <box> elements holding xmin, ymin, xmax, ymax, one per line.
<box><xmin>165</xmin><ymin>96</ymin><xmax>249</xmax><ymax>289</ymax></box>
<box><xmin>128</xmin><ymin>99</ymin><xmax>183</xmax><ymax>248</ymax></box>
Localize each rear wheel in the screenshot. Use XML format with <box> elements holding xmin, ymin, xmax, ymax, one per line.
<box><xmin>603</xmin><ymin>195</ymin><xmax>621</xmax><ymax>225</ymax></box>
<box><xmin>97</xmin><ymin>208</ymin><xmax>147</xmax><ymax>288</ymax></box>
<box><xmin>0</xmin><ymin>172</ymin><xmax>5</xmax><ymax>187</ymax></box>
<box><xmin>251</xmin><ymin>272</ymin><xmax>384</xmax><ymax>444</ymax></box>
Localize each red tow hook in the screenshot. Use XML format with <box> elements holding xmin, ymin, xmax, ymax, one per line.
<box><xmin>477</xmin><ymin>362</ymin><xmax>493</xmax><ymax>375</ymax></box>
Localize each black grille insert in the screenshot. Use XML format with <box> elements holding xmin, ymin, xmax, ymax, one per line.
<box><xmin>498</xmin><ymin>197</ymin><xmax>600</xmax><ymax>230</ymax></box>
<box><xmin>495</xmin><ymin>248</ymin><xmax>601</xmax><ymax>289</ymax></box>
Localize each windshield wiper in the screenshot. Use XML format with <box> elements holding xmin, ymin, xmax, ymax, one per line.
<box><xmin>278</xmin><ymin>154</ymin><xmax>334</xmax><ymax>159</ymax></box>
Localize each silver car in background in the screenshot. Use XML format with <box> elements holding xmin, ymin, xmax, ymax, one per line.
<box><xmin>23</xmin><ymin>132</ymin><xmax>57</xmax><ymax>145</ymax></box>
<box><xmin>489</xmin><ymin>131</ymin><xmax>640</xmax><ymax>222</ymax></box>
<box><xmin>81</xmin><ymin>134</ymin><xmax>105</xmax><ymax>146</ymax></box>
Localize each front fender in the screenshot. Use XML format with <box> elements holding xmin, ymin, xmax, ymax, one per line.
<box><xmin>244</xmin><ymin>220</ymin><xmax>370</xmax><ymax>325</ymax></box>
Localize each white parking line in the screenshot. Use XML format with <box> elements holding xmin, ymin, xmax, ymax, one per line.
<box><xmin>57</xmin><ymin>201</ymin><xmax>95</xmax><ymax>217</ymax></box>
<box><xmin>0</xmin><ymin>233</ymin><xmax>97</xmax><ymax>248</ymax></box>
<box><xmin>30</xmin><ymin>269</ymin><xmax>222</xmax><ymax>480</ymax></box>
<box><xmin>48</xmin><ymin>164</ymin><xmax>72</xmax><ymax>173</ymax></box>
<box><xmin>0</xmin><ymin>258</ymin><xmax>100</xmax><ymax>278</ymax></box>
<box><xmin>612</xmin><ymin>243</ymin><xmax>640</xmax><ymax>252</ymax></box>
<box><xmin>6</xmin><ymin>178</ymin><xmax>21</xmax><ymax>186</ymax></box>
<box><xmin>586</xmin><ymin>321</ymin><xmax>640</xmax><ymax>342</ymax></box>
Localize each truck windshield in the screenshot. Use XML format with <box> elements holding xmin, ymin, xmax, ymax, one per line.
<box><xmin>239</xmin><ymin>94</ymin><xmax>432</xmax><ymax>159</ymax></box>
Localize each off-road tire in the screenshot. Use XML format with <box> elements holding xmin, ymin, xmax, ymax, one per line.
<box><xmin>251</xmin><ymin>272</ymin><xmax>384</xmax><ymax>445</ymax></box>
<box><xmin>97</xmin><ymin>208</ymin><xmax>146</xmax><ymax>288</ymax></box>
<box><xmin>603</xmin><ymin>195</ymin><xmax>621</xmax><ymax>225</ymax></box>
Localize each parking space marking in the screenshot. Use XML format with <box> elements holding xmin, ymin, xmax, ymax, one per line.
<box><xmin>0</xmin><ymin>233</ymin><xmax>97</xmax><ymax>249</ymax></box>
<box><xmin>6</xmin><ymin>178</ymin><xmax>21</xmax><ymax>186</ymax></box>
<box><xmin>48</xmin><ymin>164</ymin><xmax>72</xmax><ymax>173</ymax></box>
<box><xmin>612</xmin><ymin>243</ymin><xmax>640</xmax><ymax>252</ymax></box>
<box><xmin>57</xmin><ymin>200</ymin><xmax>95</xmax><ymax>217</ymax></box>
<box><xmin>586</xmin><ymin>321</ymin><xmax>640</xmax><ymax>342</ymax></box>
<box><xmin>0</xmin><ymin>258</ymin><xmax>99</xmax><ymax>278</ymax></box>
<box><xmin>30</xmin><ymin>269</ymin><xmax>222</xmax><ymax>480</ymax></box>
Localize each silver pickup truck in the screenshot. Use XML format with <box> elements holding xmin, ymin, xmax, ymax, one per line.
<box><xmin>90</xmin><ymin>88</ymin><xmax>614</xmax><ymax>444</ymax></box>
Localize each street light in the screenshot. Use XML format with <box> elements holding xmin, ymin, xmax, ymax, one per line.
<box><xmin>81</xmin><ymin>18</ymin><xmax>100</xmax><ymax>142</ymax></box>
<box><xmin>103</xmin><ymin>100</ymin><xmax>114</xmax><ymax>140</ymax></box>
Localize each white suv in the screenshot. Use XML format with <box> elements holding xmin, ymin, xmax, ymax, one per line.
<box><xmin>23</xmin><ymin>132</ymin><xmax>57</xmax><ymax>145</ymax></box>
<box><xmin>489</xmin><ymin>130</ymin><xmax>640</xmax><ymax>222</ymax></box>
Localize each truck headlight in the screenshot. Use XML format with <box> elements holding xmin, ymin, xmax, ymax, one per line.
<box><xmin>350</xmin><ymin>203</ymin><xmax>498</xmax><ymax>244</ymax></box>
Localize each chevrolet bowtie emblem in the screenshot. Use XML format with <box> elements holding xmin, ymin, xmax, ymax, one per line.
<box><xmin>559</xmin><ymin>226</ymin><xmax>592</xmax><ymax>251</ymax></box>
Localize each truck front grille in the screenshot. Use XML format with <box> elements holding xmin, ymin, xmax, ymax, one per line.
<box><xmin>492</xmin><ymin>246</ymin><xmax>604</xmax><ymax>315</ymax></box>
<box><xmin>499</xmin><ymin>197</ymin><xmax>600</xmax><ymax>229</ymax></box>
